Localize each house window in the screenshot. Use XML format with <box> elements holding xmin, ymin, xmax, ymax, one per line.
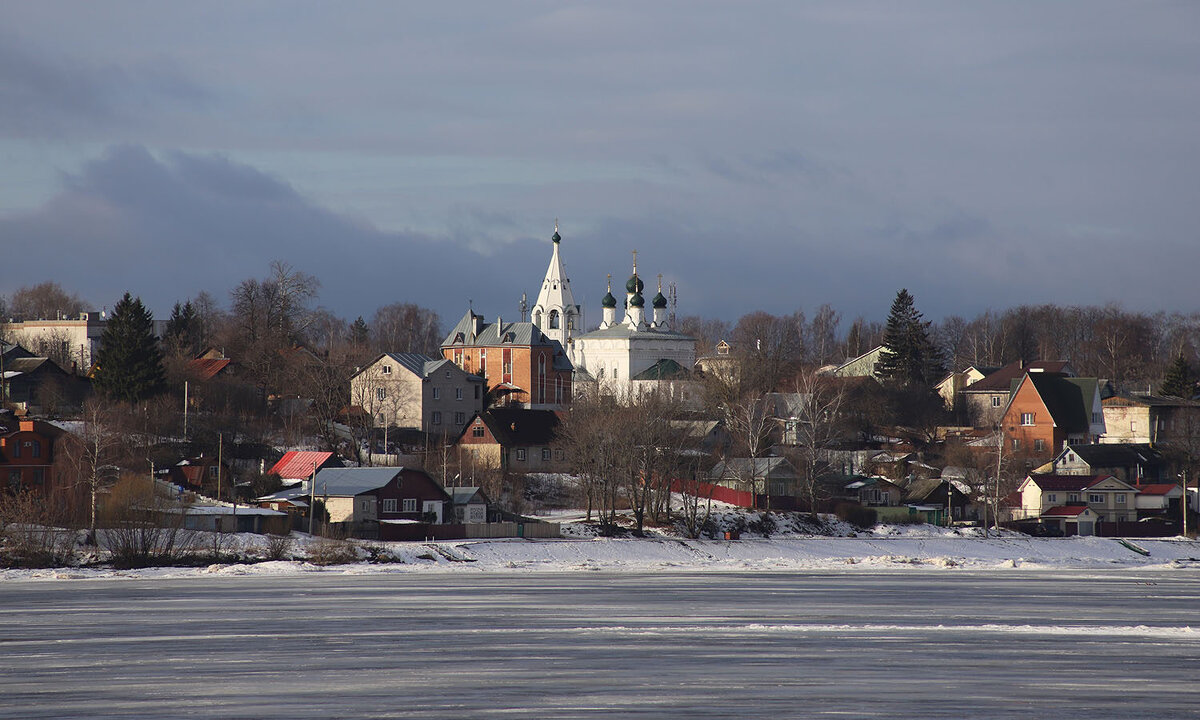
<box><xmin>1047</xmin><ymin>494</ymin><xmax>1057</xmax><ymax>503</ymax></box>
<box><xmin>31</xmin><ymin>441</ymin><xmax>40</xmax><ymax>458</ymax></box>
<box><xmin>554</xmin><ymin>449</ymin><xmax>564</xmax><ymax>460</ymax></box>
<box><xmin>446</xmin><ymin>371</ymin><xmax>452</xmax><ymax>378</ymax></box>
<box><xmin>1034</xmin><ymin>439</ymin><xmax>1044</xmax><ymax>452</ymax></box>
<box><xmin>1011</xmin><ymin>438</ymin><xmax>1019</xmax><ymax>450</ymax></box>
<box><xmin>432</xmin><ymin>411</ymin><xmax>442</xmax><ymax>425</ymax></box>
<box><xmin>382</xmin><ymin>365</ymin><xmax>391</xmax><ymax>375</ymax></box>
<box><xmin>209</xmin><ymin>465</ymin><xmax>219</xmax><ymax>479</ymax></box>
<box><xmin>1069</xmin><ymin>494</ymin><xmax>1079</xmax><ymax>502</ymax></box>
<box><xmin>516</xmin><ymin>448</ymin><xmax>527</xmax><ymax>461</ymax></box>
<box><xmin>1116</xmin><ymin>493</ymin><xmax>1126</xmax><ymax>504</ymax></box>
<box><xmin>360</xmin><ymin>499</ymin><xmax>371</xmax><ymax>512</ymax></box>
<box><xmin>1021</xmin><ymin>413</ymin><xmax>1035</xmax><ymax>426</ymax></box>
<box><xmin>383</xmin><ymin>499</ymin><xmax>397</xmax><ymax>513</ymax></box>
<box><xmin>433</xmin><ymin>388</ymin><xmax>441</xmax><ymax>400</ymax></box>
<box><xmin>991</xmin><ymin>396</ymin><xmax>1002</xmax><ymax>408</ymax></box>
<box><xmin>472</xmin><ymin>426</ymin><xmax>485</xmax><ymax>438</ymax></box>
<box><xmin>31</xmin><ymin>469</ymin><xmax>44</xmax><ymax>485</ymax></box>
<box><xmin>1131</xmin><ymin>421</ymin><xmax>1137</xmax><ymax>432</ymax></box>
<box><xmin>402</xmin><ymin>498</ymin><xmax>418</xmax><ymax>512</ymax></box>
<box><xmin>376</xmin><ymin>387</ymin><xmax>386</xmax><ymax>401</ymax></box>
<box><xmin>454</xmin><ymin>412</ymin><xmax>465</xmax><ymax>425</ymax></box>
<box><xmin>541</xmin><ymin>448</ymin><xmax>551</xmax><ymax>461</ymax></box>
<box><xmin>1089</xmin><ymin>494</ymin><xmax>1103</xmax><ymax>503</ymax></box>
<box><xmin>456</xmin><ymin>387</ymin><xmax>463</xmax><ymax>401</ymax></box>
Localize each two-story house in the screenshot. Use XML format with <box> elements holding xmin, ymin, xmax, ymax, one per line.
<box><xmin>1013</xmin><ymin>473</ymin><xmax>1139</xmax><ymax>535</ymax></box>
<box><xmin>1101</xmin><ymin>393</ymin><xmax>1200</xmax><ymax>445</ymax></box>
<box><xmin>455</xmin><ymin>408</ymin><xmax>563</xmax><ymax>472</ymax></box>
<box><xmin>959</xmin><ymin>360</ymin><xmax>1074</xmax><ymax>428</ymax></box>
<box><xmin>1001</xmin><ymin>370</ymin><xmax>1105</xmax><ymax>463</ymax></box>
<box><xmin>350</xmin><ymin>352</ymin><xmax>485</xmax><ymax>439</ymax></box>
<box><xmin>1051</xmin><ymin>443</ymin><xmax>1167</xmax><ymax>485</ymax></box>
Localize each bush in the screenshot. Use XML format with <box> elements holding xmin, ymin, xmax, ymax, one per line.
<box><xmin>100</xmin><ymin>477</ymin><xmax>197</xmax><ymax>568</ymax></box>
<box><xmin>306</xmin><ymin>534</ymin><xmax>358</xmax><ymax>565</ymax></box>
<box><xmin>834</xmin><ymin>503</ymin><xmax>878</xmax><ymax>529</ymax></box>
<box><xmin>747</xmin><ymin>513</ymin><xmax>778</xmax><ymax>538</ymax></box>
<box><xmin>0</xmin><ymin>492</ymin><xmax>78</xmax><ymax>568</ymax></box>
<box><xmin>262</xmin><ymin>533</ymin><xmax>293</xmax><ymax>561</ymax></box>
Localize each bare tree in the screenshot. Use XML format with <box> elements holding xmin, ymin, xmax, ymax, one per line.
<box><xmin>62</xmin><ymin>399</ymin><xmax>124</xmax><ymax>542</ymax></box>
<box><xmin>371</xmin><ymin>303</ymin><xmax>442</xmax><ymax>356</ymax></box>
<box><xmin>781</xmin><ymin>371</ymin><xmax>846</xmax><ymax>515</ymax></box>
<box><xmin>8</xmin><ymin>282</ymin><xmax>85</xmax><ymax>321</ymax></box>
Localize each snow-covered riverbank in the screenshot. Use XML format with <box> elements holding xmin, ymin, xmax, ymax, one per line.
<box><xmin>7</xmin><ymin>529</ymin><xmax>1200</xmax><ymax>582</ymax></box>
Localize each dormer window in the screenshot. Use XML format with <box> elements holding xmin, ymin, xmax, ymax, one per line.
<box><xmin>504</xmin><ymin>332</ymin><xmax>515</xmax><ymax>343</ymax></box>
<box><xmin>454</xmin><ymin>332</ymin><xmax>465</xmax><ymax>343</ymax></box>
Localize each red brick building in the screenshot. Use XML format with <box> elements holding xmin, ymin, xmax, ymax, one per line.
<box><xmin>441</xmin><ymin>309</ymin><xmax>573</xmax><ymax>409</ymax></box>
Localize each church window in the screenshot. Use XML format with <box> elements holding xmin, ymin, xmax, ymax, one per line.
<box><xmin>549</xmin><ymin>310</ymin><xmax>559</xmax><ymax>329</ymax></box>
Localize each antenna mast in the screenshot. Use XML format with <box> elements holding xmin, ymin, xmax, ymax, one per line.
<box><xmin>519</xmin><ymin>292</ymin><xmax>528</xmax><ymax>322</ymax></box>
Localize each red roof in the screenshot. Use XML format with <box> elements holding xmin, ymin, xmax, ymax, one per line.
<box><xmin>269</xmin><ymin>451</ymin><xmax>334</xmax><ymax>480</ymax></box>
<box><xmin>1136</xmin><ymin>483</ymin><xmax>1179</xmax><ymax>496</ymax></box>
<box><xmin>1042</xmin><ymin>504</ymin><xmax>1092</xmax><ymax>517</ymax></box>
<box><xmin>187</xmin><ymin>357</ymin><xmax>231</xmax><ymax>380</ymax></box>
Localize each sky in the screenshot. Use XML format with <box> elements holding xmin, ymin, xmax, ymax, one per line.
<box><xmin>2</xmin><ymin>2</ymin><xmax>1199</xmax><ymax>330</ymax></box>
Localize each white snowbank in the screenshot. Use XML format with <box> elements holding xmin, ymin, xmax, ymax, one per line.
<box><xmin>4</xmin><ymin>532</ymin><xmax>1198</xmax><ymax>581</ymax></box>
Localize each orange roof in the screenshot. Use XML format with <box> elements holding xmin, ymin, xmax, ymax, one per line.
<box><xmin>187</xmin><ymin>357</ymin><xmax>231</xmax><ymax>380</ymax></box>
<box><xmin>268</xmin><ymin>451</ymin><xmax>334</xmax><ymax>480</ymax></box>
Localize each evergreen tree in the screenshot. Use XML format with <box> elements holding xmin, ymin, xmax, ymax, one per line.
<box><xmin>164</xmin><ymin>300</ymin><xmax>201</xmax><ymax>357</ymax></box>
<box><xmin>350</xmin><ymin>316</ymin><xmax>370</xmax><ymax>347</ymax></box>
<box><xmin>93</xmin><ymin>293</ymin><xmax>167</xmax><ymax>403</ymax></box>
<box><xmin>875</xmin><ymin>289</ymin><xmax>944</xmax><ymax>387</ymax></box>
<box><xmin>1159</xmin><ymin>354</ymin><xmax>1195</xmax><ymax>398</ymax></box>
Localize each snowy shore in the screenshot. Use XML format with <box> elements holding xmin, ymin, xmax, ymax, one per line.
<box><xmin>6</xmin><ymin>528</ymin><xmax>1200</xmax><ymax>582</ymax></box>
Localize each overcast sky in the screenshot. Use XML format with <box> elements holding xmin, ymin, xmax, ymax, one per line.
<box><xmin>2</xmin><ymin>2</ymin><xmax>1198</xmax><ymax>330</ymax></box>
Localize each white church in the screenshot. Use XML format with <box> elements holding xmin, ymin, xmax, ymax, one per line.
<box><xmin>528</xmin><ymin>224</ymin><xmax>696</xmax><ymax>393</ymax></box>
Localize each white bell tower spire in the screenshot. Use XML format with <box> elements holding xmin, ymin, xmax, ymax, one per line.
<box><xmin>531</xmin><ymin>221</ymin><xmax>582</xmax><ymax>352</ymax></box>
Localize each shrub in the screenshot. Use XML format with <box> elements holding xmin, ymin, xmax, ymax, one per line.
<box><xmin>0</xmin><ymin>491</ymin><xmax>78</xmax><ymax>568</ymax></box>
<box><xmin>307</xmin><ymin>534</ymin><xmax>358</xmax><ymax>565</ymax></box>
<box><xmin>834</xmin><ymin>502</ymin><xmax>878</xmax><ymax>529</ymax></box>
<box><xmin>747</xmin><ymin>513</ymin><xmax>778</xmax><ymax>538</ymax></box>
<box><xmin>262</xmin><ymin>533</ymin><xmax>293</xmax><ymax>561</ymax></box>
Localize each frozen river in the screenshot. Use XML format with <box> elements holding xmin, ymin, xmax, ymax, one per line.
<box><xmin>2</xmin><ymin>569</ymin><xmax>1199</xmax><ymax>719</ymax></box>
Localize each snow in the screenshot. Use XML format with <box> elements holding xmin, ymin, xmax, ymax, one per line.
<box><xmin>3</xmin><ymin>525</ymin><xmax>1198</xmax><ymax>582</ymax></box>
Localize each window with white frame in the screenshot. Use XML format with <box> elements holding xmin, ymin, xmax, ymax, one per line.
<box><xmin>1021</xmin><ymin>413</ymin><xmax>1035</xmax><ymax>426</ymax></box>
<box><xmin>516</xmin><ymin>448</ymin><xmax>527</xmax><ymax>461</ymax></box>
<box><xmin>454</xmin><ymin>412</ymin><xmax>465</xmax><ymax>425</ymax></box>
<box><xmin>381</xmin><ymin>365</ymin><xmax>391</xmax><ymax>375</ymax></box>
<box><xmin>433</xmin><ymin>388</ymin><xmax>441</xmax><ymax>400</ymax></box>
<box><xmin>991</xmin><ymin>396</ymin><xmax>1002</xmax><ymax>408</ymax></box>
<box><xmin>1089</xmin><ymin>494</ymin><xmax>1103</xmax><ymax>503</ymax></box>
<box><xmin>402</xmin><ymin>498</ymin><xmax>417</xmax><ymax>512</ymax></box>
<box><xmin>541</xmin><ymin>448</ymin><xmax>551</xmax><ymax>461</ymax></box>
<box><xmin>1047</xmin><ymin>494</ymin><xmax>1057</xmax><ymax>503</ymax></box>
<box><xmin>1116</xmin><ymin>494</ymin><xmax>1126</xmax><ymax>504</ymax></box>
<box><xmin>431</xmin><ymin>411</ymin><xmax>442</xmax><ymax>425</ymax></box>
<box><xmin>376</xmin><ymin>387</ymin><xmax>386</xmax><ymax>401</ymax></box>
<box><xmin>383</xmin><ymin>498</ymin><xmax>397</xmax><ymax>513</ymax></box>
<box><xmin>456</xmin><ymin>387</ymin><xmax>463</xmax><ymax>401</ymax></box>
<box><xmin>1034</xmin><ymin>439</ymin><xmax>1044</xmax><ymax>452</ymax></box>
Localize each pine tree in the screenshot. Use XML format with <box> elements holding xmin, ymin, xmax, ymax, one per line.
<box><xmin>93</xmin><ymin>293</ymin><xmax>167</xmax><ymax>403</ymax></box>
<box><xmin>875</xmin><ymin>289</ymin><xmax>944</xmax><ymax>387</ymax></box>
<box><xmin>164</xmin><ymin>301</ymin><xmax>201</xmax><ymax>357</ymax></box>
<box><xmin>1159</xmin><ymin>354</ymin><xmax>1195</xmax><ymax>398</ymax></box>
<box><xmin>350</xmin><ymin>316</ymin><xmax>370</xmax><ymax>348</ymax></box>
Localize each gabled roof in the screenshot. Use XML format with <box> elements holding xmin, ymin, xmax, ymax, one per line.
<box><xmin>448</xmin><ymin>486</ymin><xmax>489</xmax><ymax>505</ymax></box>
<box><xmin>311</xmin><ymin>467</ymin><xmax>412</xmax><ymax>497</ymax></box>
<box><xmin>1136</xmin><ymin>483</ymin><xmax>1181</xmax><ymax>496</ymax></box>
<box><xmin>3</xmin><ymin>357</ymin><xmax>65</xmax><ymax>375</ymax></box>
<box><xmin>631</xmin><ymin>358</ymin><xmax>689</xmax><ymax>381</ymax></box>
<box><xmin>1024</xmin><ymin>474</ymin><xmax>1111</xmax><ymax>492</ymax></box>
<box><xmin>1023</xmin><ymin>373</ymin><xmax>1093</xmax><ymax>433</ymax></box>
<box><xmin>1058</xmin><ymin>443</ymin><xmax>1163</xmax><ymax>468</ymax></box>
<box><xmin>1041</xmin><ymin>504</ymin><xmax>1094</xmax><ymax>518</ymax></box>
<box><xmin>1104</xmin><ymin>392</ymin><xmax>1200</xmax><ymax>408</ymax></box>
<box><xmin>475</xmin><ymin>408</ymin><xmax>560</xmax><ymax>446</ymax></box>
<box><xmin>963</xmin><ymin>361</ymin><xmax>1072</xmax><ymax>393</ymax></box>
<box><xmin>187</xmin><ymin>357</ymin><xmax>231</xmax><ymax>380</ymax></box>
<box><xmin>268</xmin><ymin>451</ymin><xmax>336</xmax><ymax>480</ymax></box>
<box><xmin>903</xmin><ymin>477</ymin><xmax>965</xmax><ymax>504</ymax></box>
<box><xmin>710</xmin><ymin>456</ymin><xmax>796</xmax><ymax>480</ymax></box>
